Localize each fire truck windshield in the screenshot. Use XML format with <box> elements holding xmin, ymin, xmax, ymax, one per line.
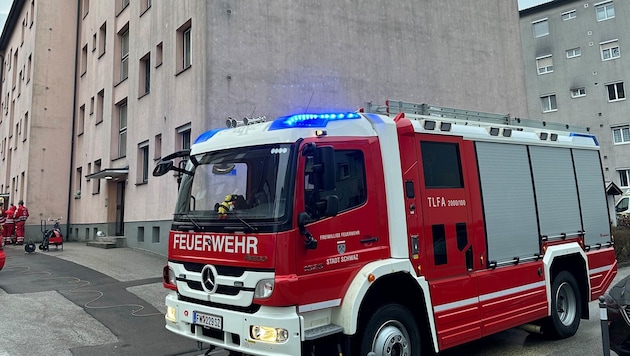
<box><xmin>173</xmin><ymin>144</ymin><xmax>296</xmax><ymax>232</ymax></box>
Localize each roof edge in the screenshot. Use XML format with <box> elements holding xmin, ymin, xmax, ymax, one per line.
<box><xmin>519</xmin><ymin>0</ymin><xmax>577</xmax><ymax>17</ymax></box>
<box><xmin>0</xmin><ymin>0</ymin><xmax>26</xmax><ymax>51</ymax></box>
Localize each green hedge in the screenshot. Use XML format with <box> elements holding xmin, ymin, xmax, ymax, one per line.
<box><xmin>614</xmin><ymin>224</ymin><xmax>630</xmax><ymax>264</ymax></box>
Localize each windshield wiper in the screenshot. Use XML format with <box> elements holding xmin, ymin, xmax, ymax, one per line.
<box><xmin>224</xmin><ymin>212</ymin><xmax>258</xmax><ymax>232</ymax></box>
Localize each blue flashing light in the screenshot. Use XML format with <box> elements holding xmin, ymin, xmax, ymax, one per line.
<box><xmin>268</xmin><ymin>112</ymin><xmax>361</xmax><ymax>131</ymax></box>
<box><xmin>570</xmin><ymin>132</ymin><xmax>599</xmax><ymax>146</ymax></box>
<box><xmin>194</xmin><ymin>128</ymin><xmax>227</xmax><ymax>144</ymax></box>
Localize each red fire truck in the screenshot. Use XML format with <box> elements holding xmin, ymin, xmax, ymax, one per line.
<box><xmin>154</xmin><ymin>100</ymin><xmax>617</xmax><ymax>356</ymax></box>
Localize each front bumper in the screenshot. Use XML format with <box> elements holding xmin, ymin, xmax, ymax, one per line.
<box><xmin>164</xmin><ymin>292</ymin><xmax>302</xmax><ymax>356</ymax></box>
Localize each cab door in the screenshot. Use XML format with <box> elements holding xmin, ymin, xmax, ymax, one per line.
<box><xmin>416</xmin><ymin>135</ymin><xmax>481</xmax><ymax>350</ymax></box>
<box><xmin>293</xmin><ymin>138</ymin><xmax>389</xmax><ymax>308</ymax></box>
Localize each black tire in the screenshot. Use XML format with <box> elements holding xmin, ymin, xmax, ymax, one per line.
<box><xmin>545</xmin><ymin>271</ymin><xmax>581</xmax><ymax>339</ymax></box>
<box><xmin>360</xmin><ymin>304</ymin><xmax>421</xmax><ymax>356</ymax></box>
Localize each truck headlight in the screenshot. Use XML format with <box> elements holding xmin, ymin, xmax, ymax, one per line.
<box><xmin>250</xmin><ymin>325</ymin><xmax>289</xmax><ymax>343</ymax></box>
<box><xmin>254</xmin><ymin>279</ymin><xmax>274</xmax><ymax>299</ymax></box>
<box><xmin>165</xmin><ymin>306</ymin><xmax>177</xmax><ymax>322</ymax></box>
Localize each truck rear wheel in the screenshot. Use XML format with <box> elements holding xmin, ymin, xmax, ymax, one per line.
<box><xmin>360</xmin><ymin>303</ymin><xmax>421</xmax><ymax>356</ymax></box>
<box><xmin>545</xmin><ymin>271</ymin><xmax>581</xmax><ymax>339</ymax></box>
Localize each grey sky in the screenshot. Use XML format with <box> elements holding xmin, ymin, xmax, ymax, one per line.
<box><xmin>518</xmin><ymin>0</ymin><xmax>552</xmax><ymax>10</ymax></box>
<box><xmin>0</xmin><ymin>0</ymin><xmax>13</xmax><ymax>33</ymax></box>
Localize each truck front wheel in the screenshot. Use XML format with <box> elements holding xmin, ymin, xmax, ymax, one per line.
<box><xmin>360</xmin><ymin>303</ymin><xmax>421</xmax><ymax>356</ymax></box>
<box><xmin>545</xmin><ymin>270</ymin><xmax>581</xmax><ymax>339</ymax></box>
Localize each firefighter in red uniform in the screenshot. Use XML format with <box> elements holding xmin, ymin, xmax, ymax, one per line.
<box><xmin>3</xmin><ymin>203</ymin><xmax>15</xmax><ymax>245</ymax></box>
<box><xmin>0</xmin><ymin>201</ymin><xmax>5</xmax><ymax>245</ymax></box>
<box><xmin>14</xmin><ymin>200</ymin><xmax>29</xmax><ymax>245</ymax></box>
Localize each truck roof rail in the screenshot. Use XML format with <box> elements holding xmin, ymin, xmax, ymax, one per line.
<box><xmin>363</xmin><ymin>100</ymin><xmax>589</xmax><ymax>133</ymax></box>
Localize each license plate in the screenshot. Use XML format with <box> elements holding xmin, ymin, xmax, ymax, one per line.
<box><xmin>193</xmin><ymin>311</ymin><xmax>223</xmax><ymax>330</ymax></box>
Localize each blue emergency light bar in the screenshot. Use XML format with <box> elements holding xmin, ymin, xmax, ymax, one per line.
<box><xmin>269</xmin><ymin>112</ymin><xmax>361</xmax><ymax>130</ymax></box>
<box><xmin>194</xmin><ymin>128</ymin><xmax>226</xmax><ymax>144</ymax></box>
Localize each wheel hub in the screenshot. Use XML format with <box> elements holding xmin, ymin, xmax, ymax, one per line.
<box><xmin>372</xmin><ymin>324</ymin><xmax>410</xmax><ymax>356</ymax></box>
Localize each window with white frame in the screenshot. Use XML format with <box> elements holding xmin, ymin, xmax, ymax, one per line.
<box><xmin>532</xmin><ymin>18</ymin><xmax>549</xmax><ymax>38</ymax></box>
<box><xmin>177</xmin><ymin>123</ymin><xmax>191</xmax><ymax>150</ymax></box>
<box><xmin>619</xmin><ymin>169</ymin><xmax>630</xmax><ymax>187</ymax></box>
<box><xmin>536</xmin><ymin>55</ymin><xmax>553</xmax><ymax>75</ymax></box>
<box><xmin>566</xmin><ymin>47</ymin><xmax>581</xmax><ymax>58</ymax></box>
<box><xmin>93</xmin><ymin>160</ymin><xmax>101</xmax><ymax>194</ymax></box>
<box><xmin>607</xmin><ymin>82</ymin><xmax>625</xmax><ymax>101</ymax></box>
<box><xmin>541</xmin><ymin>94</ymin><xmax>557</xmax><ymax>112</ymax></box>
<box><xmin>601</xmin><ymin>40</ymin><xmax>620</xmax><ymax>61</ymax></box>
<box><xmin>562</xmin><ymin>9</ymin><xmax>576</xmax><ymax>21</ymax></box>
<box><xmin>118</xmin><ymin>101</ymin><xmax>127</xmax><ymax>157</ymax></box>
<box><xmin>177</xmin><ymin>20</ymin><xmax>192</xmax><ymax>72</ymax></box>
<box><xmin>120</xmin><ymin>29</ymin><xmax>129</xmax><ymax>81</ymax></box>
<box><xmin>613</xmin><ymin>126</ymin><xmax>630</xmax><ymax>144</ymax></box>
<box><xmin>138</xmin><ymin>141</ymin><xmax>149</xmax><ymax>183</ymax></box>
<box><xmin>571</xmin><ymin>87</ymin><xmax>586</xmax><ymax>98</ymax></box>
<box><xmin>596</xmin><ymin>1</ymin><xmax>615</xmax><ymax>21</ymax></box>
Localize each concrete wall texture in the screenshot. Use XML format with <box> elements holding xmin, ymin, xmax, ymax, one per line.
<box><xmin>1</xmin><ymin>0</ymin><xmax>528</xmax><ymax>255</ymax></box>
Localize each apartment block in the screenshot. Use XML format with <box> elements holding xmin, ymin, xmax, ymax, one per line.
<box><xmin>2</xmin><ymin>0</ymin><xmax>528</xmax><ymax>255</ymax></box>
<box><xmin>520</xmin><ymin>0</ymin><xmax>630</xmax><ymax>189</ymax></box>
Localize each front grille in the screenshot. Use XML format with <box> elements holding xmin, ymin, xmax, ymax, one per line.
<box><xmin>179</xmin><ymin>294</ymin><xmax>261</xmax><ymax>314</ymax></box>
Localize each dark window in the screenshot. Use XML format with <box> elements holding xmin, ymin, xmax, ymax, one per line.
<box><xmin>421</xmin><ymin>141</ymin><xmax>464</xmax><ymax>188</ymax></box>
<box><xmin>456</xmin><ymin>222</ymin><xmax>468</xmax><ymax>251</ymax></box>
<box><xmin>305</xmin><ymin>149</ymin><xmax>367</xmax><ymax>215</ymax></box>
<box><xmin>433</xmin><ymin>224</ymin><xmax>447</xmax><ymax>265</ymax></box>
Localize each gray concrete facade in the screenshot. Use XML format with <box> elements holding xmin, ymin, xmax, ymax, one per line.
<box><xmin>520</xmin><ymin>0</ymin><xmax>630</xmax><ymax>187</ymax></box>
<box><xmin>1</xmin><ymin>0</ymin><xmax>529</xmax><ymax>255</ymax></box>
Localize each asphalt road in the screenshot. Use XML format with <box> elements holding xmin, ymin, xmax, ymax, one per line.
<box><xmin>0</xmin><ymin>242</ymin><xmax>626</xmax><ymax>356</ymax></box>
<box><xmin>0</xmin><ymin>243</ymin><xmax>206</xmax><ymax>356</ymax></box>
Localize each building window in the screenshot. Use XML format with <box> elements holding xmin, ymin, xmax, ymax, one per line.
<box><xmin>81</xmin><ymin>44</ymin><xmax>88</xmax><ymax>75</ymax></box>
<box><xmin>601</xmin><ymin>40</ymin><xmax>620</xmax><ymax>61</ymax></box>
<box><xmin>139</xmin><ymin>52</ymin><xmax>150</xmax><ymax>96</ymax></box>
<box><xmin>76</xmin><ymin>167</ymin><xmax>82</xmax><ymax>198</ymax></box>
<box><xmin>177</xmin><ymin>20</ymin><xmax>192</xmax><ymax>72</ymax></box>
<box><xmin>96</xmin><ymin>89</ymin><xmax>104</xmax><ymax>124</ymax></box>
<box><xmin>571</xmin><ymin>87</ymin><xmax>586</xmax><ymax>98</ymax></box>
<box><xmin>93</xmin><ymin>160</ymin><xmax>101</xmax><ymax>194</ymax></box>
<box><xmin>78</xmin><ymin>104</ymin><xmax>85</xmax><ymax>135</ymax></box>
<box><xmin>117</xmin><ymin>0</ymin><xmax>129</xmax><ymax>14</ymax></box>
<box><xmin>156</xmin><ymin>42</ymin><xmax>163</xmax><ymax>67</ymax></box>
<box><xmin>154</xmin><ymin>134</ymin><xmax>162</xmax><ymax>159</ymax></box>
<box><xmin>177</xmin><ymin>123</ymin><xmax>191</xmax><ymax>150</ymax></box>
<box><xmin>99</xmin><ymin>22</ymin><xmax>106</xmax><ymax>57</ymax></box>
<box><xmin>532</xmin><ymin>18</ymin><xmax>549</xmax><ymax>38</ymax></box>
<box><xmin>82</xmin><ymin>0</ymin><xmax>89</xmax><ymax>18</ymax></box>
<box><xmin>536</xmin><ymin>55</ymin><xmax>553</xmax><ymax>75</ymax></box>
<box><xmin>141</xmin><ymin>0</ymin><xmax>151</xmax><ymax>14</ymax></box>
<box><xmin>619</xmin><ymin>169</ymin><xmax>630</xmax><ymax>188</ymax></box>
<box><xmin>23</xmin><ymin>112</ymin><xmax>28</xmax><ymax>142</ymax></box>
<box><xmin>541</xmin><ymin>94</ymin><xmax>557</xmax><ymax>112</ymax></box>
<box><xmin>566</xmin><ymin>47</ymin><xmax>581</xmax><ymax>58</ymax></box>
<box><xmin>119</xmin><ymin>29</ymin><xmax>129</xmax><ymax>82</ymax></box>
<box><xmin>562</xmin><ymin>9</ymin><xmax>576</xmax><ymax>21</ymax></box>
<box><xmin>26</xmin><ymin>54</ymin><xmax>31</xmax><ymax>83</ymax></box>
<box><xmin>118</xmin><ymin>101</ymin><xmax>127</xmax><ymax>158</ymax></box>
<box><xmin>607</xmin><ymin>82</ymin><xmax>625</xmax><ymax>102</ymax></box>
<box><xmin>613</xmin><ymin>126</ymin><xmax>630</xmax><ymax>144</ymax></box>
<box><xmin>138</xmin><ymin>141</ymin><xmax>149</xmax><ymax>183</ymax></box>
<box><xmin>596</xmin><ymin>1</ymin><xmax>615</xmax><ymax>22</ymax></box>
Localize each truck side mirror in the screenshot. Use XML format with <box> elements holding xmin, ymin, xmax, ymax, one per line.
<box><xmin>153</xmin><ymin>160</ymin><xmax>174</xmax><ymax>177</ymax></box>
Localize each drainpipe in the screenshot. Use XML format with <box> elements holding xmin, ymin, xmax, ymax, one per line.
<box><xmin>65</xmin><ymin>3</ymin><xmax>81</xmax><ymax>241</ymax></box>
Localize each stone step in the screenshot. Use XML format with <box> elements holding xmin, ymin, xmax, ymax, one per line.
<box><xmin>86</xmin><ymin>236</ymin><xmax>127</xmax><ymax>249</ymax></box>
<box><xmin>86</xmin><ymin>241</ymin><xmax>117</xmax><ymax>249</ymax></box>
